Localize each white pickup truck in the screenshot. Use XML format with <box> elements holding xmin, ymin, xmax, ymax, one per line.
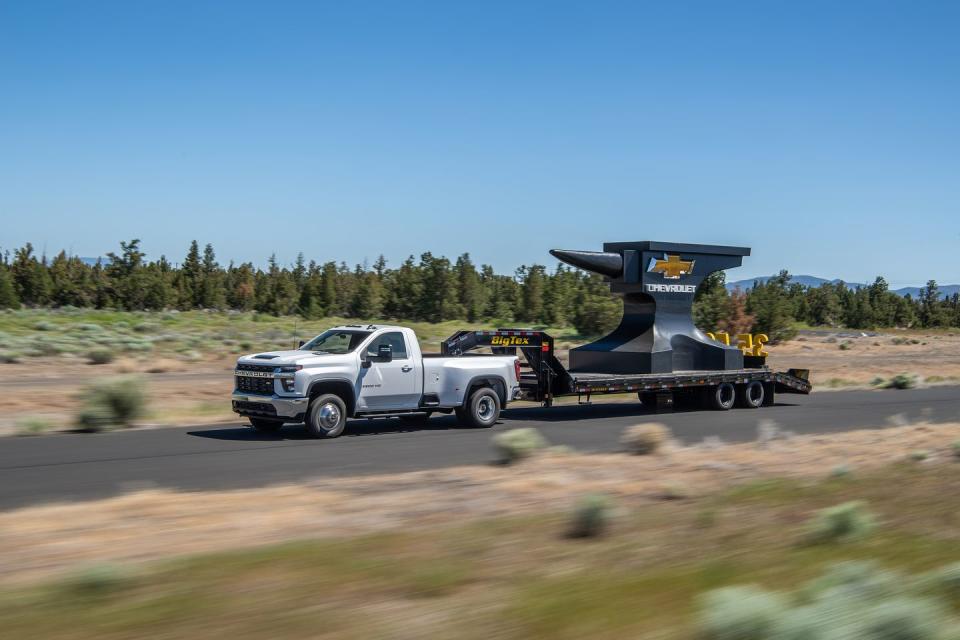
<box><xmin>232</xmin><ymin>324</ymin><xmax>521</xmax><ymax>437</ymax></box>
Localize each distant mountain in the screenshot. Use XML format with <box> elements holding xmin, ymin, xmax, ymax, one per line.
<box><xmin>726</xmin><ymin>275</ymin><xmax>960</xmax><ymax>300</ymax></box>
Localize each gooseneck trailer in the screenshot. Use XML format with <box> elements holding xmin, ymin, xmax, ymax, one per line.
<box><xmin>441</xmin><ymin>328</ymin><xmax>811</xmax><ymax>411</ymax></box>
<box><xmin>444</xmin><ymin>240</ymin><xmax>811</xmax><ymax>411</ymax></box>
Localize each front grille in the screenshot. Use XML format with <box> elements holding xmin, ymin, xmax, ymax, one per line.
<box><xmin>235</xmin><ymin>363</ymin><xmax>276</xmax><ymax>395</ymax></box>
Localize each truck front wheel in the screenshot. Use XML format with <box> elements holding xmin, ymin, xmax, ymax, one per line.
<box><xmin>305</xmin><ymin>394</ymin><xmax>348</xmax><ymax>438</ymax></box>
<box><xmin>456</xmin><ymin>387</ymin><xmax>500</xmax><ymax>428</ymax></box>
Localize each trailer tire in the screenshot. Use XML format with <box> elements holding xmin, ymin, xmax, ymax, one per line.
<box><xmin>710</xmin><ymin>383</ymin><xmax>736</xmax><ymax>410</ymax></box>
<box><xmin>305</xmin><ymin>393</ymin><xmax>348</xmax><ymax>438</ymax></box>
<box><xmin>457</xmin><ymin>387</ymin><xmax>500</xmax><ymax>428</ymax></box>
<box><xmin>737</xmin><ymin>381</ymin><xmax>765</xmax><ymax>409</ymax></box>
<box><xmin>249</xmin><ymin>418</ymin><xmax>283</xmax><ymax>433</ymax></box>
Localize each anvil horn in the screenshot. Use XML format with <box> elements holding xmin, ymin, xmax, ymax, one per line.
<box><xmin>550</xmin><ymin>249</ymin><xmax>623</xmax><ymax>278</ymax></box>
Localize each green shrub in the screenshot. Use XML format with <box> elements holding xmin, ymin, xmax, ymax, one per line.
<box><xmin>886</xmin><ymin>373</ymin><xmax>918</xmax><ymax>390</ymax></box>
<box><xmin>910</xmin><ymin>450</ymin><xmax>930</xmax><ymax>462</ymax></box>
<box><xmin>491</xmin><ymin>428</ymin><xmax>547</xmax><ymax>464</ymax></box>
<box><xmin>870</xmin><ymin>376</ymin><xmax>887</xmax><ymax>387</ymax></box>
<box><xmin>829</xmin><ymin>464</ymin><xmax>852</xmax><ymax>479</ymax></box>
<box><xmin>700</xmin><ymin>563</ymin><xmax>954</xmax><ymax>640</ymax></box>
<box><xmin>15</xmin><ymin>416</ymin><xmax>53</xmax><ymax>436</ymax></box>
<box><xmin>86</xmin><ymin>348</ymin><xmax>115</xmax><ymax>365</ymax></box>
<box><xmin>566</xmin><ymin>493</ymin><xmax>612</xmax><ymax>539</ymax></box>
<box><xmin>952</xmin><ymin>441</ymin><xmax>960</xmax><ymax>460</ymax></box>
<box><xmin>919</xmin><ymin>563</ymin><xmax>960</xmax><ymax>601</ymax></box>
<box><xmin>698</xmin><ymin>586</ymin><xmax>788</xmax><ymax>640</ymax></box>
<box><xmin>806</xmin><ymin>501</ymin><xmax>875</xmax><ymax>544</ymax></box>
<box><xmin>33</xmin><ymin>320</ymin><xmax>55</xmax><ymax>331</ymax></box>
<box><xmin>620</xmin><ymin>422</ymin><xmax>670</xmax><ymax>455</ymax></box>
<box><xmin>74</xmin><ymin>376</ymin><xmax>146</xmax><ymax>432</ymax></box>
<box><xmin>838</xmin><ymin>340</ymin><xmax>853</xmax><ymax>350</ymax></box>
<box><xmin>0</xmin><ymin>351</ymin><xmax>21</xmax><ymax>364</ymax></box>
<box><xmin>61</xmin><ymin>563</ymin><xmax>135</xmax><ymax>597</ymax></box>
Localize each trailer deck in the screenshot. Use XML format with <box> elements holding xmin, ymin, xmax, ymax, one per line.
<box><xmin>442</xmin><ymin>329</ymin><xmax>811</xmax><ymax>410</ymax></box>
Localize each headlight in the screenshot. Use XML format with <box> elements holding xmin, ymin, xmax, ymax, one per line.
<box><xmin>277</xmin><ymin>366</ymin><xmax>301</xmax><ymax>393</ymax></box>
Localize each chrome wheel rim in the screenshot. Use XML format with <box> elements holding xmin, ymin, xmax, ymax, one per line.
<box><xmin>318</xmin><ymin>403</ymin><xmax>341</xmax><ymax>430</ymax></box>
<box><xmin>748</xmin><ymin>384</ymin><xmax>763</xmax><ymax>404</ymax></box>
<box><xmin>477</xmin><ymin>396</ymin><xmax>495</xmax><ymax>421</ymax></box>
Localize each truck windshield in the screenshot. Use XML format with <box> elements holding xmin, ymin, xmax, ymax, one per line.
<box><xmin>299</xmin><ymin>330</ymin><xmax>372</xmax><ymax>354</ymax></box>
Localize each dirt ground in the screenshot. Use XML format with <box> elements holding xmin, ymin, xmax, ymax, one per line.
<box><xmin>2</xmin><ymin>420</ymin><xmax>958</xmax><ymax>586</ymax></box>
<box><xmin>2</xmin><ymin>329</ymin><xmax>959</xmax><ymax>435</ymax></box>
<box><xmin>767</xmin><ymin>329</ymin><xmax>960</xmax><ymax>387</ymax></box>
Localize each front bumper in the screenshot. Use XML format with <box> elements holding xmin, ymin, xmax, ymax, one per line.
<box><xmin>232</xmin><ymin>392</ymin><xmax>309</xmax><ymax>422</ymax></box>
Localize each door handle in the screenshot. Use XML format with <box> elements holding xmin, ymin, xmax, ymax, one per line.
<box><xmin>401</xmin><ymin>365</ymin><xmax>413</xmax><ymax>372</ymax></box>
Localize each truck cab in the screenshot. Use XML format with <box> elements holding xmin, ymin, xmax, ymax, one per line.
<box><xmin>233</xmin><ymin>325</ymin><xmax>521</xmax><ymax>438</ymax></box>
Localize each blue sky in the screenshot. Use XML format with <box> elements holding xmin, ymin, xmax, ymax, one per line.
<box><xmin>1</xmin><ymin>1</ymin><xmax>958</xmax><ymax>286</ymax></box>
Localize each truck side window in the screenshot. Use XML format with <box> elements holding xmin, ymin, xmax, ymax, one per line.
<box><xmin>366</xmin><ymin>332</ymin><xmax>408</xmax><ymax>360</ymax></box>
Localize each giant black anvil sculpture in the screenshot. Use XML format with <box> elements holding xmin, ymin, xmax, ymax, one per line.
<box><xmin>550</xmin><ymin>241</ymin><xmax>751</xmax><ymax>374</ymax></box>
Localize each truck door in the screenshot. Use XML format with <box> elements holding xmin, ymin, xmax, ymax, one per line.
<box><xmin>358</xmin><ymin>331</ymin><xmax>420</xmax><ymax>411</ymax></box>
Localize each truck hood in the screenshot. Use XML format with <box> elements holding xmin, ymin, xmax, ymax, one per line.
<box><xmin>236</xmin><ymin>350</ymin><xmax>355</xmax><ymax>368</ymax></box>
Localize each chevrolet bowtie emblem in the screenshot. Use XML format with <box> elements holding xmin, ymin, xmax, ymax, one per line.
<box><xmin>649</xmin><ymin>254</ymin><xmax>695</xmax><ymax>279</ymax></box>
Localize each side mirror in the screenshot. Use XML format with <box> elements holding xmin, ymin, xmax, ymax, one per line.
<box><xmin>376</xmin><ymin>343</ymin><xmax>393</xmax><ymax>363</ymax></box>
<box><xmin>298</xmin><ymin>340</ymin><xmax>305</xmax><ymax>348</ymax></box>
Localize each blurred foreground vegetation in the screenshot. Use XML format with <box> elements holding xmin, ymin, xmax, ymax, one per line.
<box><xmin>3</xmin><ymin>462</ymin><xmax>960</xmax><ymax>639</ymax></box>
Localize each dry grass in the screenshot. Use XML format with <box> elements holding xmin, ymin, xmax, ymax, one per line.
<box><xmin>2</xmin><ymin>421</ymin><xmax>959</xmax><ymax>587</ymax></box>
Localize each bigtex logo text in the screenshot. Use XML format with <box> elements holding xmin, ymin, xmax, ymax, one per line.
<box><xmin>490</xmin><ymin>336</ymin><xmax>531</xmax><ymax>346</ymax></box>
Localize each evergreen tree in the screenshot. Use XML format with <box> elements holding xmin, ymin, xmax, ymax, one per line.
<box><xmin>0</xmin><ymin>264</ymin><xmax>19</xmax><ymax>309</ymax></box>
<box><xmin>745</xmin><ymin>270</ymin><xmax>797</xmax><ymax>342</ymax></box>
<box><xmin>519</xmin><ymin>264</ymin><xmax>547</xmax><ymax>324</ymax></box>
<box><xmin>693</xmin><ymin>271</ymin><xmax>730</xmax><ymax>333</ymax></box>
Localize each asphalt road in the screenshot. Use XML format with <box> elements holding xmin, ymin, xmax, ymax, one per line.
<box><xmin>2</xmin><ymin>386</ymin><xmax>959</xmax><ymax>510</ymax></box>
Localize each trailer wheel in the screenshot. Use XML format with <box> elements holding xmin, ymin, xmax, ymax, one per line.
<box><xmin>305</xmin><ymin>393</ymin><xmax>348</xmax><ymax>438</ymax></box>
<box><xmin>737</xmin><ymin>381</ymin><xmax>765</xmax><ymax>408</ymax></box>
<box><xmin>710</xmin><ymin>383</ymin><xmax>736</xmax><ymax>410</ymax></box>
<box><xmin>456</xmin><ymin>387</ymin><xmax>500</xmax><ymax>428</ymax></box>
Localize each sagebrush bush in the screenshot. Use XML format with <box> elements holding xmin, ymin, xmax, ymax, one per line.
<box><xmin>86</xmin><ymin>348</ymin><xmax>115</xmax><ymax>365</ymax></box>
<box><xmin>700</xmin><ymin>563</ymin><xmax>955</xmax><ymax>640</ymax></box>
<box><xmin>566</xmin><ymin>493</ymin><xmax>612</xmax><ymax>538</ymax></box>
<box><xmin>492</xmin><ymin>428</ymin><xmax>547</xmax><ymax>464</ymax></box>
<box><xmin>15</xmin><ymin>416</ymin><xmax>53</xmax><ymax>436</ymax></box>
<box><xmin>74</xmin><ymin>376</ymin><xmax>146</xmax><ymax>432</ymax></box>
<box><xmin>62</xmin><ymin>563</ymin><xmax>135</xmax><ymax>597</ymax></box>
<box><xmin>806</xmin><ymin>501</ymin><xmax>875</xmax><ymax>544</ymax></box>
<box><xmin>620</xmin><ymin>422</ymin><xmax>669</xmax><ymax>455</ymax></box>
<box><xmin>699</xmin><ymin>586</ymin><xmax>788</xmax><ymax>640</ymax></box>
<box><xmin>886</xmin><ymin>373</ymin><xmax>918</xmax><ymax>389</ymax></box>
<box><xmin>952</xmin><ymin>441</ymin><xmax>960</xmax><ymax>459</ymax></box>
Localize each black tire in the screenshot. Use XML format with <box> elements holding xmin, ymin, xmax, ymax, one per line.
<box><xmin>249</xmin><ymin>417</ymin><xmax>283</xmax><ymax>433</ymax></box>
<box><xmin>709</xmin><ymin>382</ymin><xmax>736</xmax><ymax>410</ymax></box>
<box><xmin>398</xmin><ymin>412</ymin><xmax>432</xmax><ymax>425</ymax></box>
<box><xmin>737</xmin><ymin>381</ymin><xmax>765</xmax><ymax>409</ymax></box>
<box><xmin>305</xmin><ymin>393</ymin><xmax>348</xmax><ymax>438</ymax></box>
<box><xmin>457</xmin><ymin>387</ymin><xmax>500</xmax><ymax>428</ymax></box>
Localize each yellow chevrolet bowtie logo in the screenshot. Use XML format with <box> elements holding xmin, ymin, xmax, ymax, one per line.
<box><xmin>650</xmin><ymin>254</ymin><xmax>695</xmax><ymax>279</ymax></box>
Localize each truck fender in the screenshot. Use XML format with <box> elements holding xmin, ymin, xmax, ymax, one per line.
<box><xmin>307</xmin><ymin>379</ymin><xmax>357</xmax><ymax>417</ymax></box>
<box><xmin>462</xmin><ymin>375</ymin><xmax>507</xmax><ymax>407</ymax></box>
